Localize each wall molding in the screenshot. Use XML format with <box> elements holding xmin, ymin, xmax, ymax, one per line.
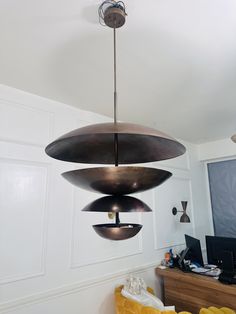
<box><xmin>0</xmin><ymin>98</ymin><xmax>54</xmax><ymax>147</ymax></box>
<box><xmin>0</xmin><ymin>261</ymin><xmax>159</xmax><ymax>313</ymax></box>
<box><xmin>152</xmin><ymin>175</ymin><xmax>194</xmax><ymax>251</ymax></box>
<box><xmin>0</xmin><ymin>158</ymin><xmax>50</xmax><ymax>284</ymax></box>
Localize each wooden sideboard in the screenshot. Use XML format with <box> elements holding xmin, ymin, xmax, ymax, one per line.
<box><xmin>156</xmin><ymin>267</ymin><xmax>236</xmax><ymax>314</ymax></box>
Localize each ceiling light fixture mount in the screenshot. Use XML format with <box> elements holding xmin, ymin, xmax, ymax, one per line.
<box><xmin>45</xmin><ymin>0</ymin><xmax>186</xmax><ymax>240</ymax></box>
<box><xmin>99</xmin><ymin>1</ymin><xmax>127</xmax><ymax>28</ymax></box>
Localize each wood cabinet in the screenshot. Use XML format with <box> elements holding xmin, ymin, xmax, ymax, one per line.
<box><xmin>156</xmin><ymin>268</ymin><xmax>236</xmax><ymax>314</ymax></box>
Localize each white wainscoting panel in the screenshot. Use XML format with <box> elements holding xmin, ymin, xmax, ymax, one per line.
<box><xmin>0</xmin><ymin>263</ymin><xmax>160</xmax><ymax>314</ymax></box>
<box><xmin>0</xmin><ymin>100</ymin><xmax>53</xmax><ymax>146</ymax></box>
<box><xmin>0</xmin><ymin>159</ymin><xmax>49</xmax><ymax>283</ymax></box>
<box><xmin>153</xmin><ymin>175</ymin><xmax>194</xmax><ymax>250</ymax></box>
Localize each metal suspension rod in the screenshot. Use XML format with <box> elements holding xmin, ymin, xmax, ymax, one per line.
<box><xmin>115</xmin><ymin>212</ymin><xmax>120</xmax><ymax>225</ymax></box>
<box><xmin>113</xmin><ymin>27</ymin><xmax>117</xmax><ymax>124</ymax></box>
<box><xmin>113</xmin><ymin>26</ymin><xmax>119</xmax><ymax>167</ymax></box>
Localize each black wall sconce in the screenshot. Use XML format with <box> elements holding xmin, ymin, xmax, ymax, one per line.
<box><xmin>172</xmin><ymin>201</ymin><xmax>191</xmax><ymax>223</ymax></box>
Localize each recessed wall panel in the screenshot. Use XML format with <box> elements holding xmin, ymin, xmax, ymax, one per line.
<box><xmin>153</xmin><ymin>176</ymin><xmax>194</xmax><ymax>250</ymax></box>
<box><xmin>0</xmin><ymin>101</ymin><xmax>53</xmax><ymax>145</ymax></box>
<box><xmin>0</xmin><ymin>160</ymin><xmax>48</xmax><ymax>283</ymax></box>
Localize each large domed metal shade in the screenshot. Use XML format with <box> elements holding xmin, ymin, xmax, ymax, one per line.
<box><xmin>93</xmin><ymin>223</ymin><xmax>142</xmax><ymax>240</ymax></box>
<box><xmin>62</xmin><ymin>166</ymin><xmax>172</xmax><ymax>195</ymax></box>
<box><xmin>45</xmin><ymin>123</ymin><xmax>186</xmax><ymax>164</ymax></box>
<box><xmin>82</xmin><ymin>195</ymin><xmax>152</xmax><ymax>212</ymax></box>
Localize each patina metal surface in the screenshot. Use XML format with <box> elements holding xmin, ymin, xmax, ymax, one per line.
<box><xmin>93</xmin><ymin>223</ymin><xmax>142</xmax><ymax>240</ymax></box>
<box><xmin>45</xmin><ymin>122</ymin><xmax>186</xmax><ymax>164</ymax></box>
<box><xmin>82</xmin><ymin>195</ymin><xmax>152</xmax><ymax>212</ymax></box>
<box><xmin>104</xmin><ymin>6</ymin><xmax>126</xmax><ymax>28</ymax></box>
<box><xmin>180</xmin><ymin>201</ymin><xmax>190</xmax><ymax>223</ymax></box>
<box><xmin>62</xmin><ymin>166</ymin><xmax>172</xmax><ymax>195</ymax></box>
<box><xmin>180</xmin><ymin>213</ymin><xmax>191</xmax><ymax>223</ymax></box>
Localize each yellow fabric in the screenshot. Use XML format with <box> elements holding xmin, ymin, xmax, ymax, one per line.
<box><xmin>220</xmin><ymin>308</ymin><xmax>236</xmax><ymax>314</ymax></box>
<box><xmin>200</xmin><ymin>309</ymin><xmax>215</xmax><ymax>314</ymax></box>
<box><xmin>115</xmin><ymin>286</ymin><xmax>235</xmax><ymax>314</ymax></box>
<box><xmin>209</xmin><ymin>307</ymin><xmax>226</xmax><ymax>314</ymax></box>
<box><xmin>141</xmin><ymin>307</ymin><xmax>161</xmax><ymax>314</ymax></box>
<box><xmin>115</xmin><ymin>286</ymin><xmax>175</xmax><ymax>314</ymax></box>
<box><xmin>147</xmin><ymin>287</ymin><xmax>155</xmax><ymax>295</ymax></box>
<box><xmin>200</xmin><ymin>308</ymin><xmax>235</xmax><ymax>314</ymax></box>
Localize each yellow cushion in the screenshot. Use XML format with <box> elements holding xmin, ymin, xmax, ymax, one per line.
<box><xmin>200</xmin><ymin>308</ymin><xmax>235</xmax><ymax>314</ymax></box>
<box><xmin>220</xmin><ymin>308</ymin><xmax>236</xmax><ymax>314</ymax></box>
<box><xmin>200</xmin><ymin>309</ymin><xmax>215</xmax><ymax>314</ymax></box>
<box><xmin>208</xmin><ymin>307</ymin><xmax>225</xmax><ymax>314</ymax></box>
<box><xmin>141</xmin><ymin>307</ymin><xmax>161</xmax><ymax>314</ymax></box>
<box><xmin>115</xmin><ymin>285</ymin><xmax>174</xmax><ymax>314</ymax></box>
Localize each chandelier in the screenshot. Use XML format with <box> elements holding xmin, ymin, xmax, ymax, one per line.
<box><xmin>45</xmin><ymin>0</ymin><xmax>186</xmax><ymax>240</ymax></box>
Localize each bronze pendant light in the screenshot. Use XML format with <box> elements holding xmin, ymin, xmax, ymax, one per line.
<box><xmin>45</xmin><ymin>0</ymin><xmax>186</xmax><ymax>240</ymax></box>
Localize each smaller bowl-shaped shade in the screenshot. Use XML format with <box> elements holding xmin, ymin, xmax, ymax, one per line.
<box><xmin>62</xmin><ymin>166</ymin><xmax>172</xmax><ymax>195</ymax></box>
<box><xmin>93</xmin><ymin>223</ymin><xmax>142</xmax><ymax>240</ymax></box>
<box><xmin>82</xmin><ymin>195</ymin><xmax>152</xmax><ymax>212</ymax></box>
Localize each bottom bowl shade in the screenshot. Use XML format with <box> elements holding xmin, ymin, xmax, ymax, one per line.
<box><xmin>93</xmin><ymin>223</ymin><xmax>142</xmax><ymax>240</ymax></box>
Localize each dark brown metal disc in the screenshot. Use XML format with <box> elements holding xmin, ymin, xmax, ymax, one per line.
<box><xmin>82</xmin><ymin>195</ymin><xmax>152</xmax><ymax>212</ymax></box>
<box><xmin>93</xmin><ymin>223</ymin><xmax>142</xmax><ymax>240</ymax></box>
<box><xmin>62</xmin><ymin>166</ymin><xmax>172</xmax><ymax>195</ymax></box>
<box><xmin>45</xmin><ymin>122</ymin><xmax>186</xmax><ymax>164</ymax></box>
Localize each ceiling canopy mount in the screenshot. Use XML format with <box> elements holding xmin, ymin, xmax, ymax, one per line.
<box><xmin>98</xmin><ymin>0</ymin><xmax>127</xmax><ymax>29</ymax></box>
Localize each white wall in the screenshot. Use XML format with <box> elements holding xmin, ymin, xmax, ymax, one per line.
<box><xmin>198</xmin><ymin>138</ymin><xmax>236</xmax><ymax>162</ymax></box>
<box><xmin>0</xmin><ymin>85</ymin><xmax>210</xmax><ymax>314</ymax></box>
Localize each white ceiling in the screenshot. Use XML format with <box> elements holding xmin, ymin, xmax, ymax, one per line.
<box><xmin>1</xmin><ymin>0</ymin><xmax>236</xmax><ymax>143</ymax></box>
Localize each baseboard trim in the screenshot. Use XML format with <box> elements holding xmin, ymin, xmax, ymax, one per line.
<box><xmin>0</xmin><ymin>261</ymin><xmax>160</xmax><ymax>313</ymax></box>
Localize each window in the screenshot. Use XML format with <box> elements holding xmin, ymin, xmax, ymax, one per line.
<box><xmin>208</xmin><ymin>159</ymin><xmax>236</xmax><ymax>237</ymax></box>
